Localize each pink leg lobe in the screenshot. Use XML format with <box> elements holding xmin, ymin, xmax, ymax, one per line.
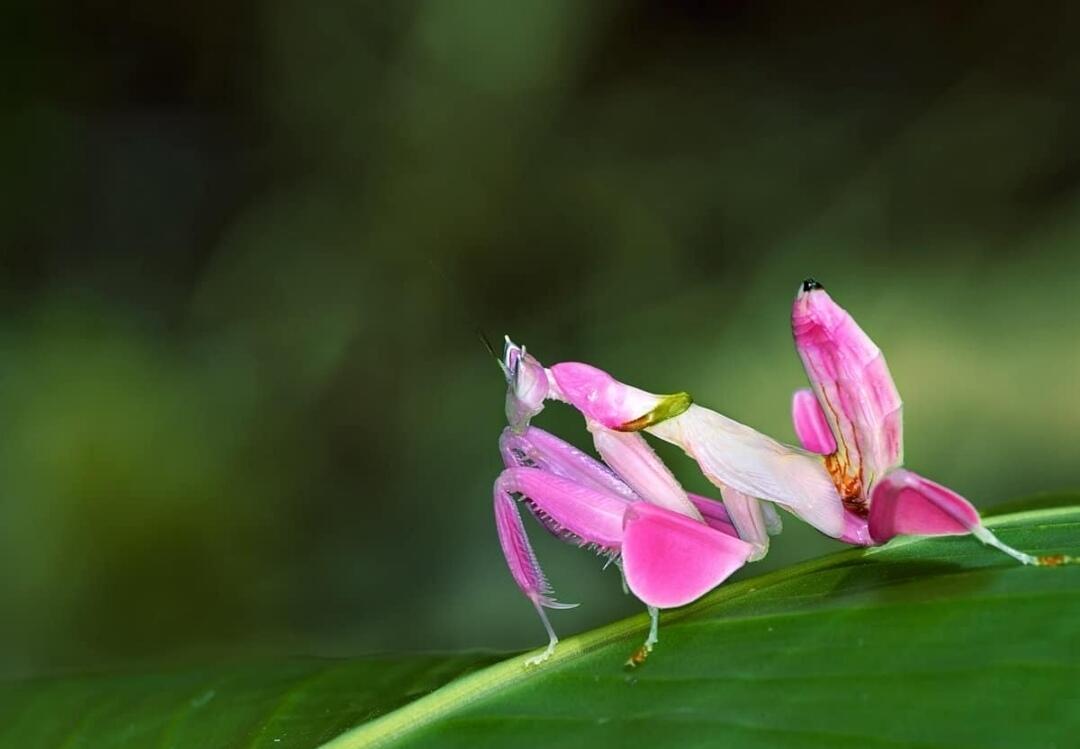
<box><xmin>622</xmin><ymin>502</ymin><xmax>754</xmax><ymax>609</ymax></box>
<box><xmin>869</xmin><ymin>469</ymin><xmax>1035</xmax><ymax>564</ymax></box>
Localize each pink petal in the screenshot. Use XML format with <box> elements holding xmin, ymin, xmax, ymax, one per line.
<box><xmin>867</xmin><ymin>469</ymin><xmax>980</xmax><ymax>543</ymax></box>
<box><xmin>791</xmin><ymin>388</ymin><xmax>837</xmax><ymax>455</ymax></box>
<box><xmin>622</xmin><ymin>502</ymin><xmax>753</xmax><ymax>609</ymax></box>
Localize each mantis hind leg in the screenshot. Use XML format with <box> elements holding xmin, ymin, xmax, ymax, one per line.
<box><xmin>525</xmin><ymin>597</ymin><xmax>562</xmax><ymax>667</ymax></box>
<box><xmin>719</xmin><ymin>486</ymin><xmax>772</xmax><ymax>561</ymax></box>
<box><xmin>870</xmin><ymin>469</ymin><xmax>1036</xmax><ymax>564</ymax></box>
<box><xmin>626</xmin><ymin>606</ymin><xmax>661</xmax><ymax>668</ymax></box>
<box><xmin>645</xmin><ymin>605</ymin><xmax>659</xmax><ymax>649</ymax></box>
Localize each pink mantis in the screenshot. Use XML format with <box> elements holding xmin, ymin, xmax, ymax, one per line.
<box><xmin>492</xmin><ymin>279</ymin><xmax>1034</xmax><ymax>665</ymax></box>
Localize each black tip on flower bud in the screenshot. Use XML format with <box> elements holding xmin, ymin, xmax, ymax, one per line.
<box><xmin>801</xmin><ymin>278</ymin><xmax>823</xmax><ymax>292</ymax></box>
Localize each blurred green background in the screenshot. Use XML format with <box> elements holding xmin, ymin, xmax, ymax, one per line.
<box><xmin>1</xmin><ymin>1</ymin><xmax>1078</xmax><ymax>678</ymax></box>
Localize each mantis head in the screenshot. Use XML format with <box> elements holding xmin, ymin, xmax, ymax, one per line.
<box><xmin>501</xmin><ymin>337</ymin><xmax>550</xmax><ymax>433</ymax></box>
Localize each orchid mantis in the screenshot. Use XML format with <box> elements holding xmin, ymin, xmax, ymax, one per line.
<box><xmin>491</xmin><ymin>279</ymin><xmax>1035</xmax><ymax>665</ymax></box>
<box><xmin>494</xmin><ymin>346</ymin><xmax>754</xmax><ymax>665</ymax></box>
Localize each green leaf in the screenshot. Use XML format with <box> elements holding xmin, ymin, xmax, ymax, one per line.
<box><xmin>3</xmin><ymin>506</ymin><xmax>1077</xmax><ymax>748</ymax></box>
<box><xmin>983</xmin><ymin>490</ymin><xmax>1080</xmax><ymax>517</ymax></box>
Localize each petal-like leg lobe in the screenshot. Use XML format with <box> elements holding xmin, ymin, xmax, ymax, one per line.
<box><xmin>589</xmin><ymin>425</ymin><xmax>703</xmax><ymax>521</ymax></box>
<box><xmin>622</xmin><ymin>502</ymin><xmax>753</xmax><ymax>609</ymax></box>
<box><xmin>867</xmin><ymin>469</ymin><xmax>980</xmax><ymax>542</ymax></box>
<box><xmin>869</xmin><ymin>469</ymin><xmax>1036</xmax><ymax>563</ymax></box>
<box><xmin>649</xmin><ymin>404</ymin><xmax>846</xmax><ymax>538</ymax></box>
<box><xmin>792</xmin><ymin>388</ymin><xmax>838</xmax><ymax>455</ymax></box>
